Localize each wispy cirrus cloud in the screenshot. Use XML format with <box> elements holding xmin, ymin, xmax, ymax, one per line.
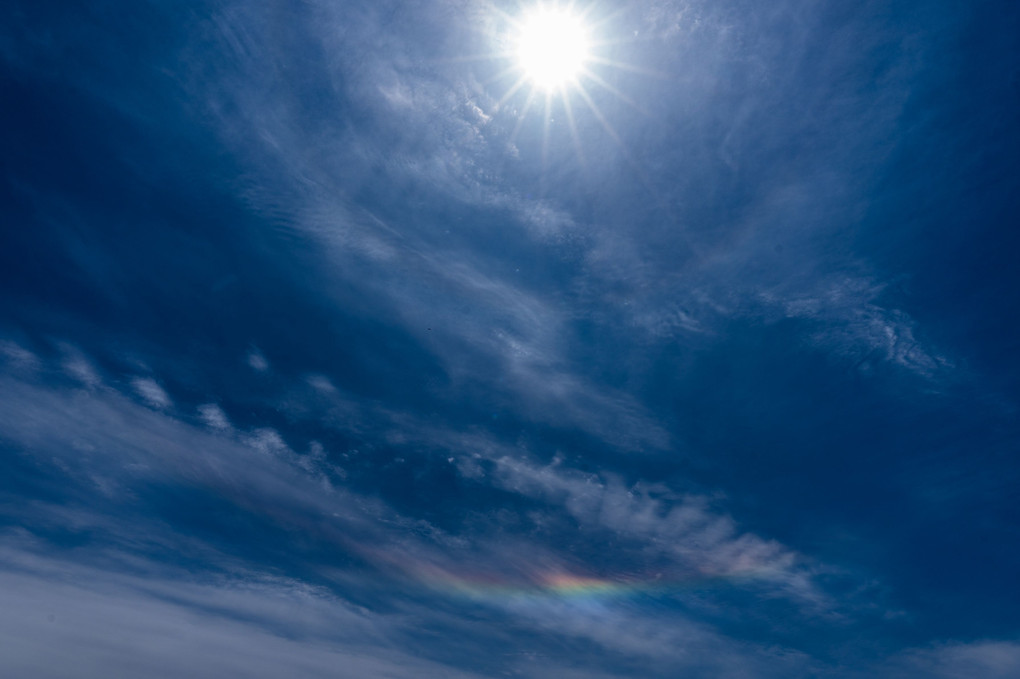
<box><xmin>0</xmin><ymin>538</ymin><xmax>489</xmax><ymax>679</ymax></box>
<box><xmin>758</xmin><ymin>274</ymin><xmax>953</xmax><ymax>380</ymax></box>
<box><xmin>886</xmin><ymin>640</ymin><xmax>1020</xmax><ymax>679</ymax></box>
<box><xmin>0</xmin><ymin>341</ymin><xmax>850</xmax><ymax>675</ymax></box>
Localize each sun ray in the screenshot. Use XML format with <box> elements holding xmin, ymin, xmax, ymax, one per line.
<box><xmin>467</xmin><ymin>2</ymin><xmax>658</xmax><ymax>172</ymax></box>
<box><xmin>482</xmin><ymin>63</ymin><xmax>526</xmax><ymax>88</ymax></box>
<box><xmin>482</xmin><ymin>0</ymin><xmax>526</xmax><ymax>28</ymax></box>
<box><xmin>574</xmin><ymin>81</ymin><xmax>676</xmax><ymax>216</ymax></box>
<box><xmin>583</xmin><ymin>3</ymin><xmax>631</xmax><ymax>32</ymax></box>
<box><xmin>561</xmin><ymin>91</ymin><xmax>586</xmax><ymax>167</ymax></box>
<box><xmin>572</xmin><ymin>0</ymin><xmax>608</xmax><ymax>23</ymax></box>
<box><xmin>429</xmin><ymin>50</ymin><xmax>513</xmax><ymax>66</ymax></box>
<box><xmin>541</xmin><ymin>91</ymin><xmax>554</xmax><ymax>169</ymax></box>
<box><xmin>574</xmin><ymin>82</ymin><xmax>624</xmax><ymax>151</ymax></box>
<box><xmin>586</xmin><ymin>55</ymin><xmax>670</xmax><ymax>80</ymax></box>
<box><xmin>510</xmin><ymin>87</ymin><xmax>540</xmax><ymax>144</ymax></box>
<box><xmin>493</xmin><ymin>74</ymin><xmax>532</xmax><ymax>114</ymax></box>
<box><xmin>580</xmin><ymin>68</ymin><xmax>648</xmax><ymax>116</ymax></box>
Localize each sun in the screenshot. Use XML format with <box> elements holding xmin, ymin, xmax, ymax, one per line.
<box><xmin>515</xmin><ymin>7</ymin><xmax>590</xmax><ymax>91</ymax></box>
<box><xmin>477</xmin><ymin>2</ymin><xmax>646</xmax><ymax>164</ymax></box>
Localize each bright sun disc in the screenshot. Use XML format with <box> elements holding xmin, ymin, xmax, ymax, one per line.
<box><xmin>516</xmin><ymin>8</ymin><xmax>590</xmax><ymax>91</ymax></box>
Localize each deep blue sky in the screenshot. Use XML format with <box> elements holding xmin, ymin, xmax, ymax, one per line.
<box><xmin>2</xmin><ymin>1</ymin><xmax>1019</xmax><ymax>676</ymax></box>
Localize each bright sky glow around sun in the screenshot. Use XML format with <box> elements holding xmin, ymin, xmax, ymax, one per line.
<box><xmin>496</xmin><ymin>4</ymin><xmax>632</xmax><ymax>161</ymax></box>
<box><xmin>515</xmin><ymin>7</ymin><xmax>590</xmax><ymax>90</ymax></box>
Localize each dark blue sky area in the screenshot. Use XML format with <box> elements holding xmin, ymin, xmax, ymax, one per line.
<box><xmin>2</xmin><ymin>1</ymin><xmax>1019</xmax><ymax>676</ymax></box>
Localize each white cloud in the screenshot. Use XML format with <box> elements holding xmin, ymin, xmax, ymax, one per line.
<box><xmin>177</xmin><ymin>0</ymin><xmax>681</xmax><ymax>453</ymax></box>
<box><xmin>131</xmin><ymin>377</ymin><xmax>172</xmax><ymax>409</ymax></box>
<box><xmin>0</xmin><ymin>354</ymin><xmax>829</xmax><ymax>660</ymax></box>
<box><xmin>306</xmin><ymin>374</ymin><xmax>337</xmax><ymax>393</ymax></box>
<box><xmin>487</xmin><ymin>451</ymin><xmax>821</xmax><ymax>601</ymax></box>
<box><xmin>0</xmin><ymin>339</ymin><xmax>39</xmax><ymax>370</ymax></box>
<box><xmin>0</xmin><ymin>542</ymin><xmax>485</xmax><ymax>679</ymax></box>
<box><xmin>873</xmin><ymin>640</ymin><xmax>1020</xmax><ymax>679</ymax></box>
<box><xmin>761</xmin><ymin>275</ymin><xmax>952</xmax><ymax>379</ymax></box>
<box><xmin>247</xmin><ymin>348</ymin><xmax>269</xmax><ymax>372</ymax></box>
<box><xmin>198</xmin><ymin>403</ymin><xmax>231</xmax><ymax>430</ymax></box>
<box><xmin>62</xmin><ymin>354</ymin><xmax>101</xmax><ymax>387</ymax></box>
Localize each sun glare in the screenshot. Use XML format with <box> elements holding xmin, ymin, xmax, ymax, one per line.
<box><xmin>478</xmin><ymin>3</ymin><xmax>645</xmax><ymax>165</ymax></box>
<box><xmin>515</xmin><ymin>8</ymin><xmax>590</xmax><ymax>91</ymax></box>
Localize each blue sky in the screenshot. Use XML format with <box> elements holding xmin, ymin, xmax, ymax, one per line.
<box><xmin>1</xmin><ymin>0</ymin><xmax>1019</xmax><ymax>676</ymax></box>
